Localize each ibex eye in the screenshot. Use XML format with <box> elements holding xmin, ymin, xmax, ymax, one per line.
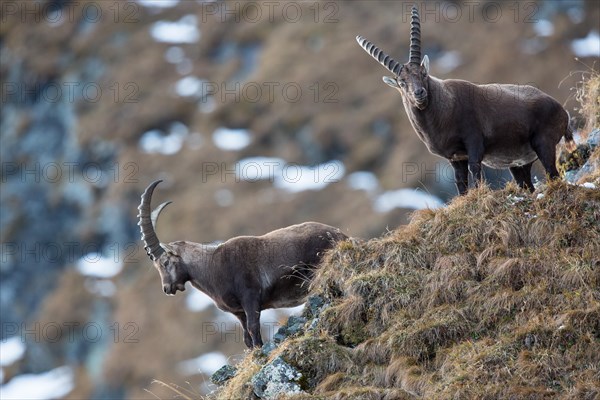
<box><xmin>399</xmin><ymin>81</ymin><xmax>407</xmax><ymax>88</ymax></box>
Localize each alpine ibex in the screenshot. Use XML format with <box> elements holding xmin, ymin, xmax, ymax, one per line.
<box><xmin>137</xmin><ymin>180</ymin><xmax>347</xmax><ymax>348</ymax></box>
<box><xmin>357</xmin><ymin>6</ymin><xmax>574</xmax><ymax>195</ymax></box>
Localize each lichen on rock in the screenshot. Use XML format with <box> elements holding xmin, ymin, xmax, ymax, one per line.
<box><xmin>251</xmin><ymin>356</ymin><xmax>304</xmax><ymax>399</ymax></box>
<box><xmin>210</xmin><ymin>364</ymin><xmax>237</xmax><ymax>386</ymax></box>
<box><xmin>273</xmin><ymin>316</ymin><xmax>307</xmax><ymax>343</ymax></box>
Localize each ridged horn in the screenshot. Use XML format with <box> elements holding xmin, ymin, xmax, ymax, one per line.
<box><xmin>137</xmin><ymin>180</ymin><xmax>166</xmax><ymax>261</ymax></box>
<box><xmin>356</xmin><ymin>35</ymin><xmax>403</xmax><ymax>75</ymax></box>
<box><xmin>409</xmin><ymin>6</ymin><xmax>421</xmax><ymax>64</ymax></box>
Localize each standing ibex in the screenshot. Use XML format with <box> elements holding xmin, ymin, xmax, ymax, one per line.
<box><xmin>137</xmin><ymin>180</ymin><xmax>347</xmax><ymax>348</ymax></box>
<box><xmin>357</xmin><ymin>6</ymin><xmax>574</xmax><ymax>194</ymax></box>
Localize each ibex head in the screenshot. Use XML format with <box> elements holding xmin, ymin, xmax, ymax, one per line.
<box><xmin>357</xmin><ymin>6</ymin><xmax>430</xmax><ymax>110</ymax></box>
<box><xmin>137</xmin><ymin>180</ymin><xmax>188</xmax><ymax>295</ymax></box>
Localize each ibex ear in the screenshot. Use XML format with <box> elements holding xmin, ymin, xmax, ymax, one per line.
<box><xmin>382</xmin><ymin>76</ymin><xmax>399</xmax><ymax>88</ymax></box>
<box><xmin>161</xmin><ymin>243</ymin><xmax>178</xmax><ymax>256</ymax></box>
<box><xmin>421</xmin><ymin>55</ymin><xmax>430</xmax><ymax>74</ymax></box>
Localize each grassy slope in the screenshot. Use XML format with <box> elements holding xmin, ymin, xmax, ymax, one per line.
<box><xmin>218</xmin><ymin>182</ymin><xmax>599</xmax><ymax>400</ymax></box>
<box><xmin>214</xmin><ymin>78</ymin><xmax>600</xmax><ymax>400</ymax></box>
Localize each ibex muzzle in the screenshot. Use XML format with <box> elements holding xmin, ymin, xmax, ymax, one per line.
<box><xmin>357</xmin><ymin>6</ymin><xmax>574</xmax><ymax>195</ymax></box>
<box><xmin>137</xmin><ymin>180</ymin><xmax>347</xmax><ymax>347</ymax></box>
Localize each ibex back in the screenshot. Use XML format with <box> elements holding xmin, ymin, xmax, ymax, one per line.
<box><xmin>357</xmin><ymin>6</ymin><xmax>574</xmax><ymax>195</ymax></box>
<box><xmin>137</xmin><ymin>180</ymin><xmax>347</xmax><ymax>347</ymax></box>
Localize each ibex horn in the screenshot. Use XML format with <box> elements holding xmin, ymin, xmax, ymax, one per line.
<box><xmin>409</xmin><ymin>6</ymin><xmax>421</xmax><ymax>64</ymax></box>
<box><xmin>137</xmin><ymin>180</ymin><xmax>166</xmax><ymax>261</ymax></box>
<box><xmin>356</xmin><ymin>35</ymin><xmax>403</xmax><ymax>75</ymax></box>
<box><xmin>151</xmin><ymin>201</ymin><xmax>172</xmax><ymax>231</ymax></box>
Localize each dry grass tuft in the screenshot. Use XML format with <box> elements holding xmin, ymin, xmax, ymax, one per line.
<box><xmin>559</xmin><ymin>66</ymin><xmax>600</xmax><ymax>184</ymax></box>
<box><xmin>212</xmin><ymin>353</ymin><xmax>261</xmax><ymax>400</ymax></box>
<box><xmin>575</xmin><ymin>68</ymin><xmax>600</xmax><ymax>137</ymax></box>
<box><xmin>146</xmin><ymin>380</ymin><xmax>198</xmax><ymax>400</ymax></box>
<box><xmin>217</xmin><ymin>181</ymin><xmax>600</xmax><ymax>399</ymax></box>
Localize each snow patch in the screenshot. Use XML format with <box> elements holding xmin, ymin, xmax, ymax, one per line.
<box><xmin>150</xmin><ymin>15</ymin><xmax>200</xmax><ymax>43</ymax></box>
<box><xmin>346</xmin><ymin>171</ymin><xmax>379</xmax><ymax>193</ymax></box>
<box><xmin>571</xmin><ymin>31</ymin><xmax>600</xmax><ymax>58</ymax></box>
<box><xmin>139</xmin><ymin>122</ymin><xmax>189</xmax><ymax>155</ymax></box>
<box><xmin>0</xmin><ymin>337</ymin><xmax>25</xmax><ymax>367</ymax></box>
<box><xmin>236</xmin><ymin>157</ymin><xmax>286</xmax><ymax>181</ymax></box>
<box><xmin>76</xmin><ymin>253</ymin><xmax>122</xmax><ymax>278</ymax></box>
<box><xmin>212</xmin><ymin>128</ymin><xmax>252</xmax><ymax>151</ymax></box>
<box><xmin>581</xmin><ymin>182</ymin><xmax>597</xmax><ymax>189</ymax></box>
<box><xmin>533</xmin><ymin>19</ymin><xmax>554</xmax><ymax>37</ymax></box>
<box><xmin>374</xmin><ymin>189</ymin><xmax>444</xmax><ymax>213</ymax></box>
<box><xmin>178</xmin><ymin>352</ymin><xmax>228</xmax><ymax>376</ymax></box>
<box><xmin>174</xmin><ymin>76</ymin><xmax>206</xmax><ymax>98</ymax></box>
<box><xmin>507</xmin><ymin>194</ymin><xmax>526</xmax><ymax>206</ymax></box>
<box><xmin>138</xmin><ymin>0</ymin><xmax>180</xmax><ymax>8</ymax></box>
<box><xmin>0</xmin><ymin>366</ymin><xmax>74</xmax><ymax>400</ymax></box>
<box><xmin>273</xmin><ymin>160</ymin><xmax>345</xmax><ymax>193</ymax></box>
<box><xmin>185</xmin><ymin>287</ymin><xmax>214</xmax><ymax>312</ymax></box>
<box><xmin>233</xmin><ymin>158</ymin><xmax>345</xmax><ymax>193</ymax></box>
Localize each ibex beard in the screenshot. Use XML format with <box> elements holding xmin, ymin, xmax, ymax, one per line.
<box><xmin>137</xmin><ymin>180</ymin><xmax>347</xmax><ymax>348</ymax></box>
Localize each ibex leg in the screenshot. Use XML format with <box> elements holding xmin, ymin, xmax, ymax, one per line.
<box><xmin>450</xmin><ymin>160</ymin><xmax>469</xmax><ymax>195</ymax></box>
<box><xmin>531</xmin><ymin>138</ymin><xmax>559</xmax><ymax>180</ymax></box>
<box><xmin>466</xmin><ymin>139</ymin><xmax>485</xmax><ymax>187</ymax></box>
<box><xmin>509</xmin><ymin>162</ymin><xmax>534</xmax><ymax>192</ymax></box>
<box><xmin>243</xmin><ymin>298</ymin><xmax>263</xmax><ymax>348</ymax></box>
<box><xmin>234</xmin><ymin>312</ymin><xmax>253</xmax><ymax>348</ymax></box>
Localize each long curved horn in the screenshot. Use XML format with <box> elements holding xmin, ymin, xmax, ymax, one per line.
<box><xmin>151</xmin><ymin>201</ymin><xmax>172</xmax><ymax>230</ymax></box>
<box><xmin>137</xmin><ymin>180</ymin><xmax>165</xmax><ymax>261</ymax></box>
<box><xmin>356</xmin><ymin>35</ymin><xmax>403</xmax><ymax>75</ymax></box>
<box><xmin>409</xmin><ymin>6</ymin><xmax>421</xmax><ymax>64</ymax></box>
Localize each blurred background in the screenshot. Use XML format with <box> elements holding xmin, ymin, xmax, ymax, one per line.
<box><xmin>1</xmin><ymin>0</ymin><xmax>598</xmax><ymax>398</ymax></box>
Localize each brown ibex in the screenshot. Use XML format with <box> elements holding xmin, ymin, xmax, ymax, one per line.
<box><xmin>137</xmin><ymin>180</ymin><xmax>347</xmax><ymax>348</ymax></box>
<box><xmin>357</xmin><ymin>6</ymin><xmax>574</xmax><ymax>195</ymax></box>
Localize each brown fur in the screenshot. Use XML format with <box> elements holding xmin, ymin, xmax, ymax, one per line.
<box><xmin>138</xmin><ymin>181</ymin><xmax>347</xmax><ymax>348</ymax></box>
<box><xmin>357</xmin><ymin>7</ymin><xmax>575</xmax><ymax>195</ymax></box>
<box><xmin>392</xmin><ymin>73</ymin><xmax>573</xmax><ymax>194</ymax></box>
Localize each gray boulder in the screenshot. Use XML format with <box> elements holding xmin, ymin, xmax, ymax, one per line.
<box><xmin>251</xmin><ymin>356</ymin><xmax>304</xmax><ymax>399</ymax></box>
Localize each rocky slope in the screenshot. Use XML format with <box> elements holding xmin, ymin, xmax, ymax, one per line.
<box><xmin>211</xmin><ymin>174</ymin><xmax>600</xmax><ymax>399</ymax></box>
<box><xmin>214</xmin><ymin>179</ymin><xmax>599</xmax><ymax>399</ymax></box>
